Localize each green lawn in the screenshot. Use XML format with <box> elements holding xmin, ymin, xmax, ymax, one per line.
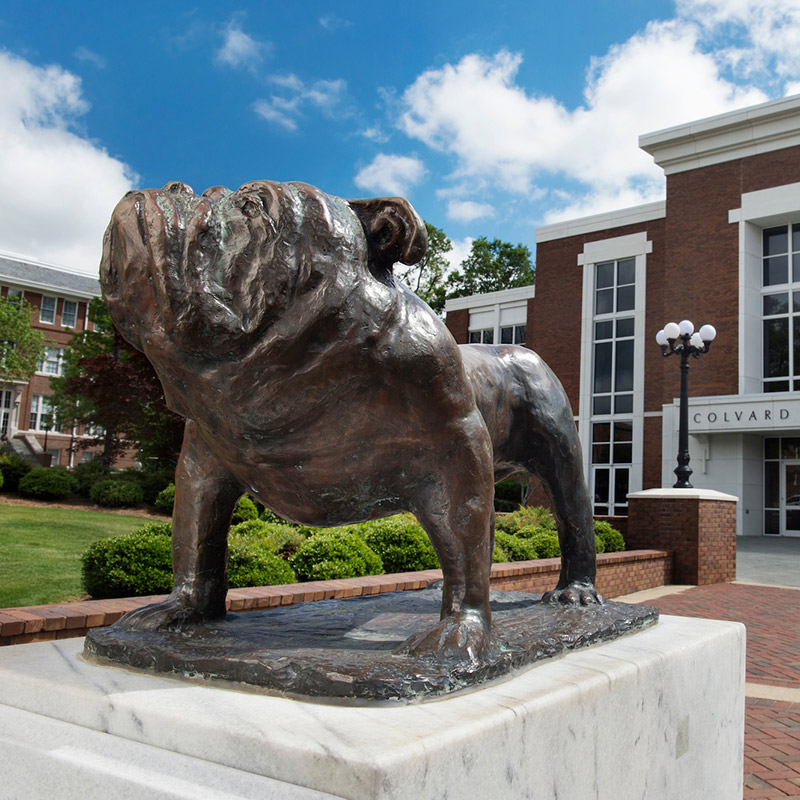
<box><xmin>0</xmin><ymin>506</ymin><xmax>148</xmax><ymax>608</ymax></box>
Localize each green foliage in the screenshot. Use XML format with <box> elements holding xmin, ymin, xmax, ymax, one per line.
<box><xmin>81</xmin><ymin>523</ymin><xmax>173</xmax><ymax>599</ymax></box>
<box><xmin>395</xmin><ymin>222</ymin><xmax>452</xmax><ymax>315</ymax></box>
<box><xmin>89</xmin><ymin>478</ymin><xmax>144</xmax><ymax>508</ymax></box>
<box><xmin>154</xmin><ymin>483</ymin><xmax>175</xmax><ymax>513</ymax></box>
<box><xmin>0</xmin><ymin>296</ymin><xmax>46</xmax><ymax>381</ymax></box>
<box><xmin>0</xmin><ymin>448</ymin><xmax>32</xmax><ymax>492</ymax></box>
<box><xmin>595</xmin><ymin>534</ymin><xmax>606</xmax><ymax>554</ymax></box>
<box><xmin>0</xmin><ymin>467</ymin><xmax>3</xmax><ymax>490</ymax></box>
<box><xmin>492</xmin><ymin>540</ymin><xmax>509</xmax><ymax>563</ymax></box>
<box><xmin>290</xmin><ymin>529</ymin><xmax>383</xmax><ymax>581</ymax></box>
<box><xmin>71</xmin><ymin>459</ymin><xmax>110</xmax><ymax>497</ymax></box>
<box><xmin>494</xmin><ymin>477</ymin><xmax>527</xmax><ymax>512</ymax></box>
<box><xmin>229</xmin><ymin>520</ymin><xmax>307</xmax><ymax>558</ymax></box>
<box><xmin>360</xmin><ymin>514</ymin><xmax>439</xmax><ymax>573</ymax></box>
<box><xmin>446</xmin><ymin>237</ymin><xmax>534</xmax><ymax>299</ymax></box>
<box><xmin>496</xmin><ymin>505</ymin><xmax>558</xmax><ymax>535</ymax></box>
<box><xmin>494</xmin><ymin>531</ymin><xmax>540</xmax><ymax>561</ymax></box>
<box><xmin>18</xmin><ymin>467</ymin><xmax>77</xmax><ymax>500</ymax></box>
<box><xmin>593</xmin><ymin>520</ymin><xmax>625</xmax><ymax>552</ymax></box>
<box><xmin>231</xmin><ymin>495</ymin><xmax>259</xmax><ymax>524</ymax></box>
<box><xmin>260</xmin><ymin>507</ymin><xmax>286</xmax><ymax>524</ymax></box>
<box><xmin>521</xmin><ymin>530</ymin><xmax>562</xmax><ymax>559</ymax></box>
<box><xmin>227</xmin><ymin>531</ymin><xmax>296</xmax><ymax>588</ymax></box>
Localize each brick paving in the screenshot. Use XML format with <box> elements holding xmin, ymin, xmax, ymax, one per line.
<box><xmin>645</xmin><ymin>584</ymin><xmax>800</xmax><ymax>798</ymax></box>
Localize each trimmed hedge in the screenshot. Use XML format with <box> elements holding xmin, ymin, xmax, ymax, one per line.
<box><xmin>18</xmin><ymin>467</ymin><xmax>77</xmax><ymax>500</ymax></box>
<box><xmin>90</xmin><ymin>478</ymin><xmax>144</xmax><ymax>508</ymax></box>
<box><xmin>0</xmin><ymin>450</ymin><xmax>33</xmax><ymax>492</ymax></box>
<box><xmin>290</xmin><ymin>529</ymin><xmax>383</xmax><ymax>581</ymax></box>
<box><xmin>227</xmin><ymin>531</ymin><xmax>297</xmax><ymax>588</ymax></box>
<box><xmin>594</xmin><ymin>520</ymin><xmax>625</xmax><ymax>552</ymax></box>
<box><xmin>229</xmin><ymin>520</ymin><xmax>307</xmax><ymax>559</ymax></box>
<box><xmin>231</xmin><ymin>495</ymin><xmax>258</xmax><ymax>524</ymax></box>
<box><xmin>494</xmin><ymin>531</ymin><xmax>540</xmax><ymax>561</ymax></box>
<box><xmin>154</xmin><ymin>483</ymin><xmax>175</xmax><ymax>513</ymax></box>
<box><xmin>71</xmin><ymin>460</ymin><xmax>109</xmax><ymax>497</ymax></box>
<box><xmin>360</xmin><ymin>514</ymin><xmax>439</xmax><ymax>573</ymax></box>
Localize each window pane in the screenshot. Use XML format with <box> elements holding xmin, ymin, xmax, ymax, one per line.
<box><xmin>595</xmin><ymin>288</ymin><xmax>613</xmax><ymax>315</ymax></box>
<box><xmin>765</xmin><ymin>379</ymin><xmax>790</xmax><ymax>392</ymax></box>
<box><xmin>514</xmin><ymin>325</ymin><xmax>526</xmax><ymax>344</ymax></box>
<box><xmin>594</xmin><ymin>342</ymin><xmax>612</xmax><ymax>393</ymax></box>
<box><xmin>594</xmin><ymin>321</ymin><xmax>613</xmax><ymax>340</ymax></box>
<box><xmin>482</xmin><ymin>329</ymin><xmax>494</xmax><ymax>344</ymax></box>
<box><xmin>764</xmin><ymin>318</ymin><xmax>789</xmax><ymax>377</ymax></box>
<box><xmin>617</xmin><ymin>259</ymin><xmax>635</xmax><ymax>285</ymax></box>
<box><xmin>793</xmin><ymin>252</ymin><xmax>800</xmax><ymax>283</ymax></box>
<box><xmin>592</xmin><ymin>444</ymin><xmax>610</xmax><ymax>464</ymax></box>
<box><xmin>765</xmin><ymin>437</ymin><xmax>779</xmax><ymax>459</ymax></box>
<box><xmin>793</xmin><ymin>225</ymin><xmax>800</xmax><ymax>253</ymax></box>
<box><xmin>593</xmin><ymin>395</ymin><xmax>611</xmax><ymax>415</ymax></box>
<box><xmin>764</xmin><ymin>255</ymin><xmax>789</xmax><ymax>286</ymax></box>
<box><xmin>764</xmin><ymin>226</ymin><xmax>788</xmax><ymax>256</ymax></box>
<box><xmin>594</xmin><ymin>468</ymin><xmax>610</xmax><ymax>506</ymax></box>
<box><xmin>616</xmin><ymin>317</ymin><xmax>634</xmax><ymax>337</ymax></box>
<box><xmin>596</xmin><ymin>262</ymin><xmax>614</xmax><ymax>289</ymax></box>
<box><xmin>469</xmin><ymin>331</ymin><xmax>481</xmax><ymax>343</ymax></box>
<box><xmin>764</xmin><ymin>292</ymin><xmax>789</xmax><ymax>315</ymax></box>
<box><xmin>592</xmin><ymin>422</ymin><xmax>611</xmax><ymax>443</ymax></box>
<box><xmin>62</xmin><ymin>300</ymin><xmax>77</xmax><ymax>328</ymax></box>
<box><xmin>614</xmin><ymin>394</ymin><xmax>633</xmax><ymax>414</ymax></box>
<box><xmin>782</xmin><ymin>437</ymin><xmax>800</xmax><ymax>459</ymax></box>
<box><xmin>613</xmin><ymin>443</ymin><xmax>632</xmax><ymax>463</ymax></box>
<box><xmin>613</xmin><ymin>468</ymin><xmax>630</xmax><ymax>504</ymax></box>
<box><xmin>500</xmin><ymin>326</ymin><xmax>513</xmax><ymax>344</ymax></box>
<box><xmin>765</xmin><ymin>509</ymin><xmax>780</xmax><ymax>535</ymax></box>
<box><xmin>39</xmin><ymin>296</ymin><xmax>56</xmax><ymax>324</ymax></box>
<box><xmin>7</xmin><ymin>289</ymin><xmax>22</xmax><ymax>308</ymax></box>
<box><xmin>614</xmin><ymin>420</ymin><xmax>633</xmax><ymax>441</ymax></box>
<box><xmin>615</xmin><ymin>339</ymin><xmax>634</xmax><ymax>392</ymax></box>
<box><xmin>794</xmin><ymin>317</ymin><xmax>800</xmax><ymax>376</ymax></box>
<box><xmin>616</xmin><ymin>285</ymin><xmax>635</xmax><ymax>312</ymax></box>
<box><xmin>765</xmin><ymin>461</ymin><xmax>779</xmax><ymax>508</ymax></box>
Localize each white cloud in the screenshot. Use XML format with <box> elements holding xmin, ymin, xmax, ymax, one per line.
<box><xmin>73</xmin><ymin>46</ymin><xmax>106</xmax><ymax>69</ymax></box>
<box><xmin>360</xmin><ymin>126</ymin><xmax>389</xmax><ymax>143</ymax></box>
<box><xmin>446</xmin><ymin>199</ymin><xmax>495</xmax><ymax>223</ymax></box>
<box><xmin>215</xmin><ymin>20</ymin><xmax>265</xmax><ymax>70</ymax></box>
<box><xmin>319</xmin><ymin>14</ymin><xmax>352</xmax><ymax>32</ymax></box>
<box><xmin>446</xmin><ymin>236</ymin><xmax>474</xmax><ymax>273</ymax></box>
<box><xmin>398</xmin><ymin>10</ymin><xmax>776</xmax><ymax>221</ymax></box>
<box><xmin>253</xmin><ymin>75</ymin><xmax>347</xmax><ymax>132</ymax></box>
<box><xmin>354</xmin><ymin>154</ymin><xmax>426</xmax><ymax>196</ymax></box>
<box><xmin>0</xmin><ymin>52</ymin><xmax>136</xmax><ymax>275</ymax></box>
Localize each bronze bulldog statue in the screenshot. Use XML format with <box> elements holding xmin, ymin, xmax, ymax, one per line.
<box><xmin>100</xmin><ymin>179</ymin><xmax>601</xmax><ymax>664</ymax></box>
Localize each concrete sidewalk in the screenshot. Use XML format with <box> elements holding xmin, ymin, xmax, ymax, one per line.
<box><xmin>737</xmin><ymin>536</ymin><xmax>800</xmax><ymax>588</ymax></box>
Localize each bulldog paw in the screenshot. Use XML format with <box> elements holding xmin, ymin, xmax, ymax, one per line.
<box><xmin>394</xmin><ymin>610</ymin><xmax>491</xmax><ymax>664</ymax></box>
<box><xmin>542</xmin><ymin>583</ymin><xmax>604</xmax><ymax>606</ymax></box>
<box><xmin>114</xmin><ymin>596</ymin><xmax>209</xmax><ymax>633</ymax></box>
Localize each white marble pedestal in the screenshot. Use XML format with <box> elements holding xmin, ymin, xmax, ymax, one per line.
<box><xmin>0</xmin><ymin>615</ymin><xmax>744</xmax><ymax>800</ymax></box>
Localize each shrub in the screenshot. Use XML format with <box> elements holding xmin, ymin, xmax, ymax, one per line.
<box><xmin>360</xmin><ymin>514</ymin><xmax>439</xmax><ymax>573</ymax></box>
<box><xmin>493</xmin><ymin>531</ymin><xmax>540</xmax><ymax>562</ymax></box>
<box><xmin>90</xmin><ymin>478</ymin><xmax>145</xmax><ymax>508</ymax></box>
<box><xmin>594</xmin><ymin>520</ymin><xmax>625</xmax><ymax>552</ymax></box>
<box><xmin>0</xmin><ymin>449</ymin><xmax>32</xmax><ymax>492</ymax></box>
<box><xmin>231</xmin><ymin>495</ymin><xmax>259</xmax><ymax>524</ymax></box>
<box><xmin>0</xmin><ymin>467</ymin><xmax>3</xmax><ymax>490</ymax></box>
<box><xmin>227</xmin><ymin>531</ymin><xmax>296</xmax><ymax>587</ymax></box>
<box><xmin>229</xmin><ymin>520</ymin><xmax>306</xmax><ymax>558</ymax></box>
<box><xmin>154</xmin><ymin>483</ymin><xmax>175</xmax><ymax>514</ymax></box>
<box><xmin>72</xmin><ymin>460</ymin><xmax>110</xmax><ymax>497</ymax></box>
<box><xmin>519</xmin><ymin>529</ymin><xmax>562</xmax><ymax>559</ymax></box>
<box><xmin>595</xmin><ymin>534</ymin><xmax>606</xmax><ymax>555</ymax></box>
<box><xmin>496</xmin><ymin>505</ymin><xmax>558</xmax><ymax>535</ymax></box>
<box><xmin>290</xmin><ymin>529</ymin><xmax>383</xmax><ymax>581</ymax></box>
<box><xmin>492</xmin><ymin>540</ymin><xmax>509</xmax><ymax>563</ymax></box>
<box><xmin>81</xmin><ymin>523</ymin><xmax>173</xmax><ymax>598</ymax></box>
<box><xmin>494</xmin><ymin>477</ymin><xmax>526</xmax><ymax>513</ymax></box>
<box><xmin>130</xmin><ymin>469</ymin><xmax>175</xmax><ymax>505</ymax></box>
<box><xmin>18</xmin><ymin>467</ymin><xmax>77</xmax><ymax>500</ymax></box>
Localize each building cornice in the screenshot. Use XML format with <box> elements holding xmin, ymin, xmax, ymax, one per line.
<box><xmin>640</xmin><ymin>93</ymin><xmax>800</xmax><ymax>175</ymax></box>
<box><xmin>444</xmin><ymin>284</ymin><xmax>535</xmax><ymax>313</ymax></box>
<box><xmin>535</xmin><ymin>201</ymin><xmax>665</xmax><ymax>244</ymax></box>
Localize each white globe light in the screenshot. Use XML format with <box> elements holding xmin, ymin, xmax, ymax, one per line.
<box><xmin>656</xmin><ymin>329</ymin><xmax>668</xmax><ymax>346</ymax></box>
<box><xmin>690</xmin><ymin>332</ymin><xmax>703</xmax><ymax>348</ymax></box>
<box><xmin>699</xmin><ymin>324</ymin><xmax>717</xmax><ymax>342</ymax></box>
<box><xmin>679</xmin><ymin>319</ymin><xmax>694</xmax><ymax>336</ymax></box>
<box><xmin>664</xmin><ymin>322</ymin><xmax>680</xmax><ymax>339</ymax></box>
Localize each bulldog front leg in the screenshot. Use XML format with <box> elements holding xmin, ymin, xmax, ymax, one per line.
<box><xmin>115</xmin><ymin>420</ymin><xmax>243</xmax><ymax>632</ymax></box>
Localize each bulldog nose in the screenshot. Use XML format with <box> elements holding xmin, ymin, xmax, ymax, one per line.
<box><xmin>162</xmin><ymin>181</ymin><xmax>196</xmax><ymax>197</ymax></box>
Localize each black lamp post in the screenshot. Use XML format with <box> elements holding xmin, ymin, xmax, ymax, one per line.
<box><xmin>656</xmin><ymin>320</ymin><xmax>717</xmax><ymax>488</ymax></box>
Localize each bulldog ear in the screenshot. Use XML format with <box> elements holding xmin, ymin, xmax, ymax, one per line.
<box><xmin>348</xmin><ymin>197</ymin><xmax>428</xmax><ymax>280</ymax></box>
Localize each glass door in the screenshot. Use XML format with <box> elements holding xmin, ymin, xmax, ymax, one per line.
<box><xmin>783</xmin><ymin>461</ymin><xmax>800</xmax><ymax>536</ymax></box>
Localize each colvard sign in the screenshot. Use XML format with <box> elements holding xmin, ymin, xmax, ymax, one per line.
<box><xmin>687</xmin><ymin>395</ymin><xmax>800</xmax><ymax>433</ymax></box>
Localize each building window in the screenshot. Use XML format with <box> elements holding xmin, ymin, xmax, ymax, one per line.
<box><xmin>500</xmin><ymin>324</ymin><xmax>526</xmax><ymax>345</ymax></box>
<box><xmin>590</xmin><ymin>258</ymin><xmax>636</xmax><ymax>514</ymax></box>
<box><xmin>39</xmin><ymin>295</ymin><xmax>56</xmax><ymax>324</ymax></box>
<box><xmin>38</xmin><ymin>347</ymin><xmax>65</xmax><ymax>376</ymax></box>
<box><xmin>4</xmin><ymin>288</ymin><xmax>22</xmax><ymax>308</ymax></box>
<box><xmin>469</xmin><ymin>328</ymin><xmax>494</xmax><ymax>344</ymax></box>
<box><xmin>762</xmin><ymin>224</ymin><xmax>800</xmax><ymax>392</ymax></box>
<box><xmin>29</xmin><ymin>395</ymin><xmax>58</xmax><ymax>432</ymax></box>
<box><xmin>1</xmin><ymin>390</ymin><xmax>12</xmax><ymax>435</ymax></box>
<box><xmin>62</xmin><ymin>299</ymin><xmax>78</xmax><ymax>328</ymax></box>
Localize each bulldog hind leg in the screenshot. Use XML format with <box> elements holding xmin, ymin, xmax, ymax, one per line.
<box><xmin>115</xmin><ymin>421</ymin><xmax>243</xmax><ymax>632</ymax></box>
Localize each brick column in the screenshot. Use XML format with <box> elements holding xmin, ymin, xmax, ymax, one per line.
<box><xmin>626</xmin><ymin>488</ymin><xmax>738</xmax><ymax>585</ymax></box>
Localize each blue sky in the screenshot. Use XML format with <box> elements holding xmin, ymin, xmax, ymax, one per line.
<box><xmin>3</xmin><ymin>0</ymin><xmax>800</xmax><ymax>276</ymax></box>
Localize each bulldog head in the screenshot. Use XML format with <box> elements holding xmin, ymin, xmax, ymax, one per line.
<box><xmin>100</xmin><ymin>180</ymin><xmax>427</xmax><ymax>361</ymax></box>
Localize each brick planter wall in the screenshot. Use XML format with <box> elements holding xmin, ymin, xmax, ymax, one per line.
<box><xmin>627</xmin><ymin>488</ymin><xmax>737</xmax><ymax>585</ymax></box>
<box><xmin>0</xmin><ymin>550</ymin><xmax>671</xmax><ymax>647</ymax></box>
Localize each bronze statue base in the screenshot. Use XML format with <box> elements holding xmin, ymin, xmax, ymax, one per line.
<box><xmin>83</xmin><ymin>589</ymin><xmax>657</xmax><ymax>702</ymax></box>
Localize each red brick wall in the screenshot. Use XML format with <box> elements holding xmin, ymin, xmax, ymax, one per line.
<box><xmin>626</xmin><ymin>495</ymin><xmax>736</xmax><ymax>584</ymax></box>
<box><xmin>444</xmin><ymin>308</ymin><xmax>469</xmax><ymax>344</ymax></box>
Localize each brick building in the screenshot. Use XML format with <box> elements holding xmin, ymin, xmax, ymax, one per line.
<box><xmin>0</xmin><ymin>252</ymin><xmax>101</xmax><ymax>467</ymax></box>
<box><xmin>445</xmin><ymin>93</ymin><xmax>800</xmax><ymax>537</ymax></box>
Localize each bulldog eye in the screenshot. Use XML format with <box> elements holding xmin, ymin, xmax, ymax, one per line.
<box><xmin>241</xmin><ymin>198</ymin><xmax>261</xmax><ymax>218</ymax></box>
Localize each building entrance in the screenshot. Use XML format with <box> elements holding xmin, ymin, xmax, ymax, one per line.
<box><xmin>784</xmin><ymin>462</ymin><xmax>800</xmax><ymax>536</ymax></box>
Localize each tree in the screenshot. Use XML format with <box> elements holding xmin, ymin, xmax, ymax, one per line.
<box><xmin>395</xmin><ymin>222</ymin><xmax>452</xmax><ymax>315</ymax></box>
<box><xmin>50</xmin><ymin>299</ymin><xmax>185</xmax><ymax>467</ymax></box>
<box><xmin>0</xmin><ymin>296</ymin><xmax>46</xmax><ymax>382</ymax></box>
<box><xmin>446</xmin><ymin>237</ymin><xmax>534</xmax><ymax>299</ymax></box>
